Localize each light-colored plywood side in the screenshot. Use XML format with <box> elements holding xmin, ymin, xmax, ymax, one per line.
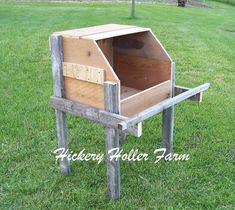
<box><xmin>64</xmin><ymin>77</ymin><xmax>104</xmax><ymax>109</ymax></box>
<box><xmin>121</xmin><ymin>80</ymin><xmax>171</xmax><ymax>117</ymax></box>
<box><xmin>149</xmin><ymin>30</ymin><xmax>172</xmax><ymax>62</ymax></box>
<box><xmin>62</xmin><ymin>37</ymin><xmax>118</xmax><ymax>82</ymax></box>
<box><xmin>114</xmin><ymin>52</ymin><xmax>171</xmax><ymax>90</ymax></box>
<box><xmin>97</xmin><ymin>39</ymin><xmax>114</xmax><ymax>67</ymax></box>
<box><xmin>54</xmin><ymin>24</ymin><xmax>136</xmax><ymax>38</ymax></box>
<box><xmin>113</xmin><ymin>31</ymin><xmax>172</xmax><ymax>62</ymax></box>
<box><xmin>62</xmin><ymin>37</ymin><xmax>119</xmax><ymax>109</ymax></box>
<box><xmin>82</xmin><ymin>27</ymin><xmax>150</xmax><ymax>41</ymax></box>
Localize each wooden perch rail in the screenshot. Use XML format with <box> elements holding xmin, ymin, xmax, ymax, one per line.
<box><xmin>118</xmin><ymin>83</ymin><xmax>210</xmax><ymax>131</ymax></box>
<box><xmin>50</xmin><ymin>82</ymin><xmax>209</xmax><ymax>136</ymax></box>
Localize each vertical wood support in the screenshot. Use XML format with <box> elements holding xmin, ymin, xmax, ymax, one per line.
<box><xmin>104</xmin><ymin>82</ymin><xmax>121</xmax><ymax>200</ymax></box>
<box><xmin>162</xmin><ymin>62</ymin><xmax>175</xmax><ymax>155</ymax></box>
<box><xmin>50</xmin><ymin>34</ymin><xmax>70</xmax><ymax>175</ymax></box>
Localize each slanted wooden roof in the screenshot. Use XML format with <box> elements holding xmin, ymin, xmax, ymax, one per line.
<box><xmin>54</xmin><ymin>24</ymin><xmax>150</xmax><ymax>40</ymax></box>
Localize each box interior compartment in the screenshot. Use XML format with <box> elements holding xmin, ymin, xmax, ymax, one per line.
<box><xmin>97</xmin><ymin>31</ymin><xmax>172</xmax><ymax>116</ymax></box>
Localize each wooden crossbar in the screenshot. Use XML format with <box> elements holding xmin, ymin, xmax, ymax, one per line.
<box><xmin>50</xmin><ymin>96</ymin><xmax>142</xmax><ymax>137</ymax></box>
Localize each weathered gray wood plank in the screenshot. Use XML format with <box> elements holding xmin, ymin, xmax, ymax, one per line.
<box><xmin>104</xmin><ymin>81</ymin><xmax>120</xmax><ymax>200</ymax></box>
<box><xmin>50</xmin><ymin>96</ymin><xmax>142</xmax><ymax>137</ymax></box>
<box><xmin>162</xmin><ymin>62</ymin><xmax>175</xmax><ymax>155</ymax></box>
<box><xmin>50</xmin><ymin>34</ymin><xmax>70</xmax><ymax>175</ymax></box>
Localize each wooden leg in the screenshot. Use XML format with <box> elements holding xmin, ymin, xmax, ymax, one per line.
<box><xmin>104</xmin><ymin>81</ymin><xmax>121</xmax><ymax>200</ymax></box>
<box><xmin>56</xmin><ymin>109</ymin><xmax>70</xmax><ymax>174</ymax></box>
<box><xmin>162</xmin><ymin>62</ymin><xmax>175</xmax><ymax>156</ymax></box>
<box><xmin>162</xmin><ymin>106</ymin><xmax>174</xmax><ymax>155</ymax></box>
<box><xmin>50</xmin><ymin>34</ymin><xmax>70</xmax><ymax>174</ymax></box>
<box><xmin>119</xmin><ymin>131</ymin><xmax>127</xmax><ymax>145</ymax></box>
<box><xmin>106</xmin><ymin>127</ymin><xmax>120</xmax><ymax>199</ymax></box>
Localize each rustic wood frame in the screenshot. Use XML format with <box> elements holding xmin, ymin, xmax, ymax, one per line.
<box><xmin>50</xmin><ymin>34</ymin><xmax>70</xmax><ymax>174</ymax></box>
<box><xmin>50</xmin><ymin>33</ymin><xmax>210</xmax><ymax>200</ymax></box>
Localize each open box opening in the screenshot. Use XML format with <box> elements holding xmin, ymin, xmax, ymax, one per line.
<box><xmin>97</xmin><ymin>31</ymin><xmax>172</xmax><ymax>116</ymax></box>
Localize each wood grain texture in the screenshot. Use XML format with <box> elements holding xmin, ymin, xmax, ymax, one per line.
<box><xmin>62</xmin><ymin>37</ymin><xmax>118</xmax><ymax>82</ymax></box>
<box><xmin>64</xmin><ymin>77</ymin><xmax>104</xmax><ymax>109</ymax></box>
<box><xmin>54</xmin><ymin>24</ymin><xmax>136</xmax><ymax>38</ymax></box>
<box><xmin>120</xmin><ymin>86</ymin><xmax>141</xmax><ymax>100</ymax></box>
<box><xmin>113</xmin><ymin>31</ymin><xmax>172</xmax><ymax>61</ymax></box>
<box><xmin>97</xmin><ymin>38</ymin><xmax>114</xmax><ymax>67</ymax></box>
<box><xmin>82</xmin><ymin>27</ymin><xmax>150</xmax><ymax>40</ymax></box>
<box><xmin>50</xmin><ymin>34</ymin><xmax>70</xmax><ymax>175</ymax></box>
<box><xmin>149</xmin><ymin>31</ymin><xmax>172</xmax><ymax>62</ymax></box>
<box><xmin>62</xmin><ymin>37</ymin><xmax>119</xmax><ymax>109</ymax></box>
<box><xmin>121</xmin><ymin>80</ymin><xmax>171</xmax><ymax>117</ymax></box>
<box><xmin>114</xmin><ymin>52</ymin><xmax>171</xmax><ymax>90</ymax></box>
<box><xmin>63</xmin><ymin>62</ymin><xmax>104</xmax><ymax>85</ymax></box>
<box><xmin>104</xmin><ymin>82</ymin><xmax>121</xmax><ymax>200</ymax></box>
<box><xmin>50</xmin><ymin>96</ymin><xmax>142</xmax><ymax>137</ymax></box>
<box><xmin>162</xmin><ymin>106</ymin><xmax>174</xmax><ymax>155</ymax></box>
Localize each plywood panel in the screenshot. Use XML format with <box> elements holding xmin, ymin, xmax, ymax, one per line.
<box><xmin>121</xmin><ymin>80</ymin><xmax>171</xmax><ymax>117</ymax></box>
<box><xmin>54</xmin><ymin>24</ymin><xmax>135</xmax><ymax>38</ymax></box>
<box><xmin>62</xmin><ymin>37</ymin><xmax>118</xmax><ymax>82</ymax></box>
<box><xmin>121</xmin><ymin>86</ymin><xmax>141</xmax><ymax>100</ymax></box>
<box><xmin>114</xmin><ymin>31</ymin><xmax>172</xmax><ymax>61</ymax></box>
<box><xmin>82</xmin><ymin>27</ymin><xmax>150</xmax><ymax>40</ymax></box>
<box><xmin>114</xmin><ymin>52</ymin><xmax>171</xmax><ymax>90</ymax></box>
<box><xmin>97</xmin><ymin>38</ymin><xmax>114</xmax><ymax>67</ymax></box>
<box><xmin>63</xmin><ymin>62</ymin><xmax>104</xmax><ymax>85</ymax></box>
<box><xmin>62</xmin><ymin>37</ymin><xmax>119</xmax><ymax>108</ymax></box>
<box><xmin>64</xmin><ymin>77</ymin><xmax>104</xmax><ymax>109</ymax></box>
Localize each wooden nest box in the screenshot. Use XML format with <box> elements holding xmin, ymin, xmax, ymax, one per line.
<box><xmin>53</xmin><ymin>24</ymin><xmax>173</xmax><ymax>117</ymax></box>
<box><xmin>50</xmin><ymin>24</ymin><xmax>210</xmax><ymax>200</ymax></box>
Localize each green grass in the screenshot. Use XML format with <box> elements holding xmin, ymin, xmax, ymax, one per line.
<box><xmin>211</xmin><ymin>0</ymin><xmax>235</xmax><ymax>6</ymax></box>
<box><xmin>0</xmin><ymin>1</ymin><xmax>235</xmax><ymax>209</ymax></box>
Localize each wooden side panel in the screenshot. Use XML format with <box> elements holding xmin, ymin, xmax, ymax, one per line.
<box><xmin>64</xmin><ymin>77</ymin><xmax>104</xmax><ymax>109</ymax></box>
<box><xmin>114</xmin><ymin>52</ymin><xmax>171</xmax><ymax>90</ymax></box>
<box><xmin>62</xmin><ymin>37</ymin><xmax>119</xmax><ymax>109</ymax></box>
<box><xmin>113</xmin><ymin>31</ymin><xmax>172</xmax><ymax>62</ymax></box>
<box><xmin>62</xmin><ymin>37</ymin><xmax>118</xmax><ymax>82</ymax></box>
<box><xmin>121</xmin><ymin>80</ymin><xmax>171</xmax><ymax>117</ymax></box>
<box><xmin>97</xmin><ymin>39</ymin><xmax>114</xmax><ymax>67</ymax></box>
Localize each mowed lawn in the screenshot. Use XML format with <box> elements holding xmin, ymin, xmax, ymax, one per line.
<box><xmin>0</xmin><ymin>1</ymin><xmax>235</xmax><ymax>209</ymax></box>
